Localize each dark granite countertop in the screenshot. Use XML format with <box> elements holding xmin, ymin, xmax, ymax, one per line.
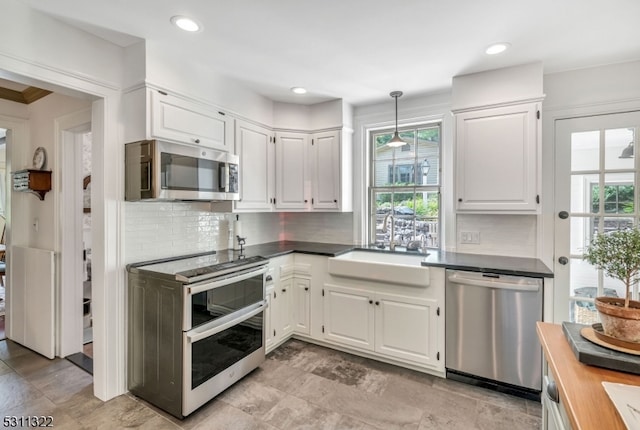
<box><xmin>420</xmin><ymin>250</ymin><xmax>554</xmax><ymax>278</ymax></box>
<box><xmin>240</xmin><ymin>241</ymin><xmax>355</xmax><ymax>259</ymax></box>
<box><xmin>128</xmin><ymin>241</ymin><xmax>553</xmax><ymax>279</ymax></box>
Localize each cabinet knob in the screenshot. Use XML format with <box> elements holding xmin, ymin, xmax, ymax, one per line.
<box><xmin>369</xmin><ymin>300</ymin><xmax>373</xmax><ymax>304</ymax></box>
<box><xmin>375</xmin><ymin>301</ymin><xmax>380</xmax><ymax>306</ymax></box>
<box><xmin>304</xmin><ymin>287</ymin><xmax>309</xmax><ymax>291</ymax></box>
<box><xmin>194</xmin><ymin>138</ymin><xmax>201</xmax><ymax>144</ymax></box>
<box><xmin>282</xmin><ymin>288</ymin><xmax>286</xmax><ymax>293</ymax></box>
<box><xmin>304</xmin><ymin>200</ymin><xmax>308</xmax><ymax>203</ymax></box>
<box><xmin>334</xmin><ymin>199</ymin><xmax>337</xmax><ymax>203</ymax></box>
<box><xmin>266</xmin><ymin>275</ymin><xmax>273</xmax><ymax>282</ymax></box>
<box><xmin>458</xmin><ymin>198</ymin><xmax>463</xmax><ymax>202</ymax></box>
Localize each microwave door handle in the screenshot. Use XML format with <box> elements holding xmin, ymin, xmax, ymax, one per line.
<box><xmin>186</xmin><ymin>300</ymin><xmax>266</xmax><ymax>343</ymax></box>
<box><xmin>219</xmin><ymin>165</ymin><xmax>229</xmax><ymax>192</ymax></box>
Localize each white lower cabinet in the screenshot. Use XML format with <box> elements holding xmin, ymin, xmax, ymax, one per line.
<box><xmin>323</xmin><ymin>283</ymin><xmax>442</xmax><ymax>368</ymax></box>
<box><xmin>292</xmin><ymin>277</ymin><xmax>311</xmax><ymax>335</ymax></box>
<box><xmin>323</xmin><ymin>284</ymin><xmax>375</xmax><ymax>350</ymax></box>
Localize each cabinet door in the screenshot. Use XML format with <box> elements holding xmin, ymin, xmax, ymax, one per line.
<box><xmin>150</xmin><ymin>90</ymin><xmax>232</xmax><ymax>151</ymax></box>
<box><xmin>456</xmin><ymin>103</ymin><xmax>539</xmax><ymax>212</ymax></box>
<box><xmin>311</xmin><ymin>131</ymin><xmax>340</xmax><ymax>210</ymax></box>
<box><xmin>323</xmin><ymin>284</ymin><xmax>374</xmax><ymax>351</ymax></box>
<box><xmin>277</xmin><ymin>277</ymin><xmax>295</xmax><ymax>339</ymax></box>
<box><xmin>235</xmin><ymin>120</ymin><xmax>275</xmax><ymax>211</ymax></box>
<box><xmin>275</xmin><ymin>132</ymin><xmax>309</xmax><ymax>210</ymax></box>
<box><xmin>375</xmin><ymin>292</ymin><xmax>440</xmax><ymax>367</ymax></box>
<box><xmin>292</xmin><ymin>277</ymin><xmax>311</xmax><ymax>335</ymax></box>
<box><xmin>265</xmin><ymin>287</ymin><xmax>276</xmax><ymax>353</ymax></box>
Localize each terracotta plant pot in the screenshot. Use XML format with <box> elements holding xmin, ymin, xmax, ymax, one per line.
<box><xmin>595</xmin><ymin>297</ymin><xmax>640</xmax><ymax>343</ymax></box>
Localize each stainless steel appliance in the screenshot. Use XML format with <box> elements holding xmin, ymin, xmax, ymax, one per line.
<box><xmin>445</xmin><ymin>269</ymin><xmax>543</xmax><ymax>399</ymax></box>
<box><xmin>127</xmin><ymin>252</ymin><xmax>268</xmax><ymax>418</ymax></box>
<box><xmin>125</xmin><ymin>139</ymin><xmax>239</xmax><ymax>201</ymax></box>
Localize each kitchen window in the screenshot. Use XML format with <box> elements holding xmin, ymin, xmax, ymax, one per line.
<box><xmin>369</xmin><ymin>123</ymin><xmax>441</xmax><ymax>249</ymax></box>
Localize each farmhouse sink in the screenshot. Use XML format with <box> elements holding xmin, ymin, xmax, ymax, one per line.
<box><xmin>328</xmin><ymin>250</ymin><xmax>430</xmax><ymax>287</ymax></box>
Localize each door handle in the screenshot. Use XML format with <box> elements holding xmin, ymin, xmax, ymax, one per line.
<box><xmin>558</xmin><ymin>256</ymin><xmax>569</xmax><ymax>265</ymax></box>
<box><xmin>558</xmin><ymin>211</ymin><xmax>569</xmax><ymax>219</ymax></box>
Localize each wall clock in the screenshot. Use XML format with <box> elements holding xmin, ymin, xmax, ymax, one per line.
<box><xmin>32</xmin><ymin>147</ymin><xmax>47</xmax><ymax>170</ymax></box>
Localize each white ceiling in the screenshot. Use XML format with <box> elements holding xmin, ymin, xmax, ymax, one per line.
<box><xmin>17</xmin><ymin>0</ymin><xmax>640</xmax><ymax>106</ymax></box>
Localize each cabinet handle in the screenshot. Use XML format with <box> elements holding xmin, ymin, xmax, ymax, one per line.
<box><xmin>194</xmin><ymin>138</ymin><xmax>201</xmax><ymax>144</ymax></box>
<box><xmin>266</xmin><ymin>275</ymin><xmax>273</xmax><ymax>282</ymax></box>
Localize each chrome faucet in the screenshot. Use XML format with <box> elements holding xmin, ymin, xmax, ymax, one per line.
<box><xmin>382</xmin><ymin>213</ymin><xmax>396</xmax><ymax>251</ymax></box>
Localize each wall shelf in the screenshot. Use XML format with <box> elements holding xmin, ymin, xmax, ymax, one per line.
<box><xmin>12</xmin><ymin>169</ymin><xmax>52</xmax><ymax>201</ymax></box>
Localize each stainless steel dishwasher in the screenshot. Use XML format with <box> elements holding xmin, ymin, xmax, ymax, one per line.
<box><xmin>445</xmin><ymin>269</ymin><xmax>543</xmax><ymax>399</ymax></box>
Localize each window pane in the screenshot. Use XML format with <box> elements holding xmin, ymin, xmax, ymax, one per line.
<box><xmin>570</xmin><ymin>174</ymin><xmax>598</xmax><ymax>213</ymax></box>
<box><xmin>570</xmin><ymin>216</ymin><xmax>590</xmax><ymax>255</ymax></box>
<box><xmin>571</xmin><ymin>130</ymin><xmax>599</xmax><ymax>171</ymax></box>
<box><xmin>417</xmin><ymin>128</ymin><xmax>440</xmax><ymax>186</ymax></box>
<box><xmin>373</xmin><ymin>133</ymin><xmax>394</xmax><ymax>161</ymax></box>
<box><xmin>605</xmin><ymin>127</ymin><xmax>635</xmax><ymax>170</ymax></box>
<box><xmin>603</xmin><ymin>172</ymin><xmax>635</xmax><ymax>214</ymax></box>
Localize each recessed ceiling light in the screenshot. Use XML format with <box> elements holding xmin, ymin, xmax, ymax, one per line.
<box><xmin>291</xmin><ymin>87</ymin><xmax>307</xmax><ymax>94</ymax></box>
<box><xmin>485</xmin><ymin>42</ymin><xmax>511</xmax><ymax>55</ymax></box>
<box><xmin>171</xmin><ymin>16</ymin><xmax>202</xmax><ymax>32</ymax></box>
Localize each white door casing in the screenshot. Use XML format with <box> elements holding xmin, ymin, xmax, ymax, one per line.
<box><xmin>56</xmin><ymin>108</ymin><xmax>91</xmax><ymax>358</ymax></box>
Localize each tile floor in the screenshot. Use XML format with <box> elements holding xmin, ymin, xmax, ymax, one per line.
<box><xmin>0</xmin><ymin>338</ymin><xmax>542</xmax><ymax>429</ymax></box>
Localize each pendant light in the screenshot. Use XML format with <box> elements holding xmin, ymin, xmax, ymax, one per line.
<box><xmin>619</xmin><ymin>141</ymin><xmax>634</xmax><ymax>159</ymax></box>
<box><xmin>387</xmin><ymin>91</ymin><xmax>405</xmax><ymax>147</ymax></box>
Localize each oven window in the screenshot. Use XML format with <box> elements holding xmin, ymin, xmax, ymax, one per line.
<box><xmin>191</xmin><ymin>311</ymin><xmax>263</xmax><ymax>389</ymax></box>
<box><xmin>161</xmin><ymin>152</ymin><xmax>219</xmax><ymax>192</ymax></box>
<box><xmin>191</xmin><ymin>273</ymin><xmax>264</xmax><ymax>328</ymax></box>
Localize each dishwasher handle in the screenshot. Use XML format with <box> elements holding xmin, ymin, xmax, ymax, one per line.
<box><xmin>447</xmin><ymin>273</ymin><xmax>540</xmax><ymax>292</ymax></box>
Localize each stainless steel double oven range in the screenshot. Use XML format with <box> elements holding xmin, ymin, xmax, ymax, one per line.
<box><xmin>127</xmin><ymin>252</ymin><xmax>268</xmax><ymax>418</ymax></box>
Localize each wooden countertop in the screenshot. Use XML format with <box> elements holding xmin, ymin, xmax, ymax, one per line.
<box><xmin>537</xmin><ymin>322</ymin><xmax>640</xmax><ymax>430</ymax></box>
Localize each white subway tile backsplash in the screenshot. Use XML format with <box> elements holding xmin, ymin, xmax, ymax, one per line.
<box><xmin>456</xmin><ymin>214</ymin><xmax>537</xmax><ymax>258</ymax></box>
<box><xmin>125</xmin><ymin>202</ymin><xmax>355</xmax><ymax>264</ymax></box>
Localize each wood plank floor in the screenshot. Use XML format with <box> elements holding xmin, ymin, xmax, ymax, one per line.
<box><xmin>0</xmin><ymin>338</ymin><xmax>541</xmax><ymax>429</ymax></box>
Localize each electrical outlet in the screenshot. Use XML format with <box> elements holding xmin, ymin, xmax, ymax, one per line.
<box><xmin>460</xmin><ymin>231</ymin><xmax>480</xmax><ymax>244</ymax></box>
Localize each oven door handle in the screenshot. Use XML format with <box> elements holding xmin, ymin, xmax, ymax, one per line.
<box><xmin>186</xmin><ymin>300</ymin><xmax>266</xmax><ymax>344</ymax></box>
<box><xmin>187</xmin><ymin>266</ymin><xmax>267</xmax><ymax>295</ymax></box>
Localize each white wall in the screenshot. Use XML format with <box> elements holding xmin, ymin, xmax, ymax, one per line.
<box><xmin>0</xmin><ymin>0</ymin><xmax>125</xmax><ymax>91</ymax></box>
<box><xmin>144</xmin><ymin>41</ymin><xmax>274</xmax><ymax>125</ymax></box>
<box><xmin>14</xmin><ymin>94</ymin><xmax>92</xmax><ymax>250</ymax></box>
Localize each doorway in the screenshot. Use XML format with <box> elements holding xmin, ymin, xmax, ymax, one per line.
<box><xmin>554</xmin><ymin>111</ymin><xmax>640</xmax><ymax>323</ymax></box>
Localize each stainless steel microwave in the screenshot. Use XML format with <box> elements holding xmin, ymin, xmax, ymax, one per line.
<box><xmin>125</xmin><ymin>140</ymin><xmax>239</xmax><ymax>201</ymax></box>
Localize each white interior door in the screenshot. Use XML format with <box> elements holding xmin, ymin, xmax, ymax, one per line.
<box><xmin>12</xmin><ymin>246</ymin><xmax>55</xmax><ymax>358</ymax></box>
<box><xmin>555</xmin><ymin>111</ymin><xmax>640</xmax><ymax>323</ymax></box>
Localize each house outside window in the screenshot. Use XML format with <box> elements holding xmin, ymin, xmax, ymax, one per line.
<box><xmin>369</xmin><ymin>123</ymin><xmax>441</xmax><ymax>249</ymax></box>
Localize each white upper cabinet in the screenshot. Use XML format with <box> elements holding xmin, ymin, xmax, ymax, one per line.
<box><xmin>275</xmin><ymin>132</ymin><xmax>309</xmax><ymax>210</ymax></box>
<box><xmin>274</xmin><ymin>129</ymin><xmax>352</xmax><ymax>212</ymax></box>
<box><xmin>452</xmin><ymin>63</ymin><xmax>544</xmax><ymax>213</ymax></box>
<box><xmin>123</xmin><ymin>87</ymin><xmax>232</xmax><ymax>151</ymax></box>
<box><xmin>235</xmin><ymin>120</ymin><xmax>275</xmax><ymax>211</ymax></box>
<box><xmin>455</xmin><ymin>102</ymin><xmax>541</xmax><ymax>212</ymax></box>
<box><xmin>311</xmin><ymin>131</ymin><xmax>341</xmax><ymax>210</ymax></box>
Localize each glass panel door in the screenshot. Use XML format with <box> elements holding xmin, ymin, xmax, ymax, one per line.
<box><xmin>555</xmin><ymin>112</ymin><xmax>640</xmax><ymax>323</ymax></box>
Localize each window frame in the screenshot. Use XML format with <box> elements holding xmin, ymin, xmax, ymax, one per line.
<box><xmin>368</xmin><ymin>122</ymin><xmax>442</xmax><ymax>249</ymax></box>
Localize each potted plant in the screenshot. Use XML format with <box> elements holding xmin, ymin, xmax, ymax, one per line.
<box><xmin>583</xmin><ymin>227</ymin><xmax>640</xmax><ymax>343</ymax></box>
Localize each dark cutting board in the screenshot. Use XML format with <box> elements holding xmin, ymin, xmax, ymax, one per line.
<box><xmin>562</xmin><ymin>322</ymin><xmax>640</xmax><ymax>375</ymax></box>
